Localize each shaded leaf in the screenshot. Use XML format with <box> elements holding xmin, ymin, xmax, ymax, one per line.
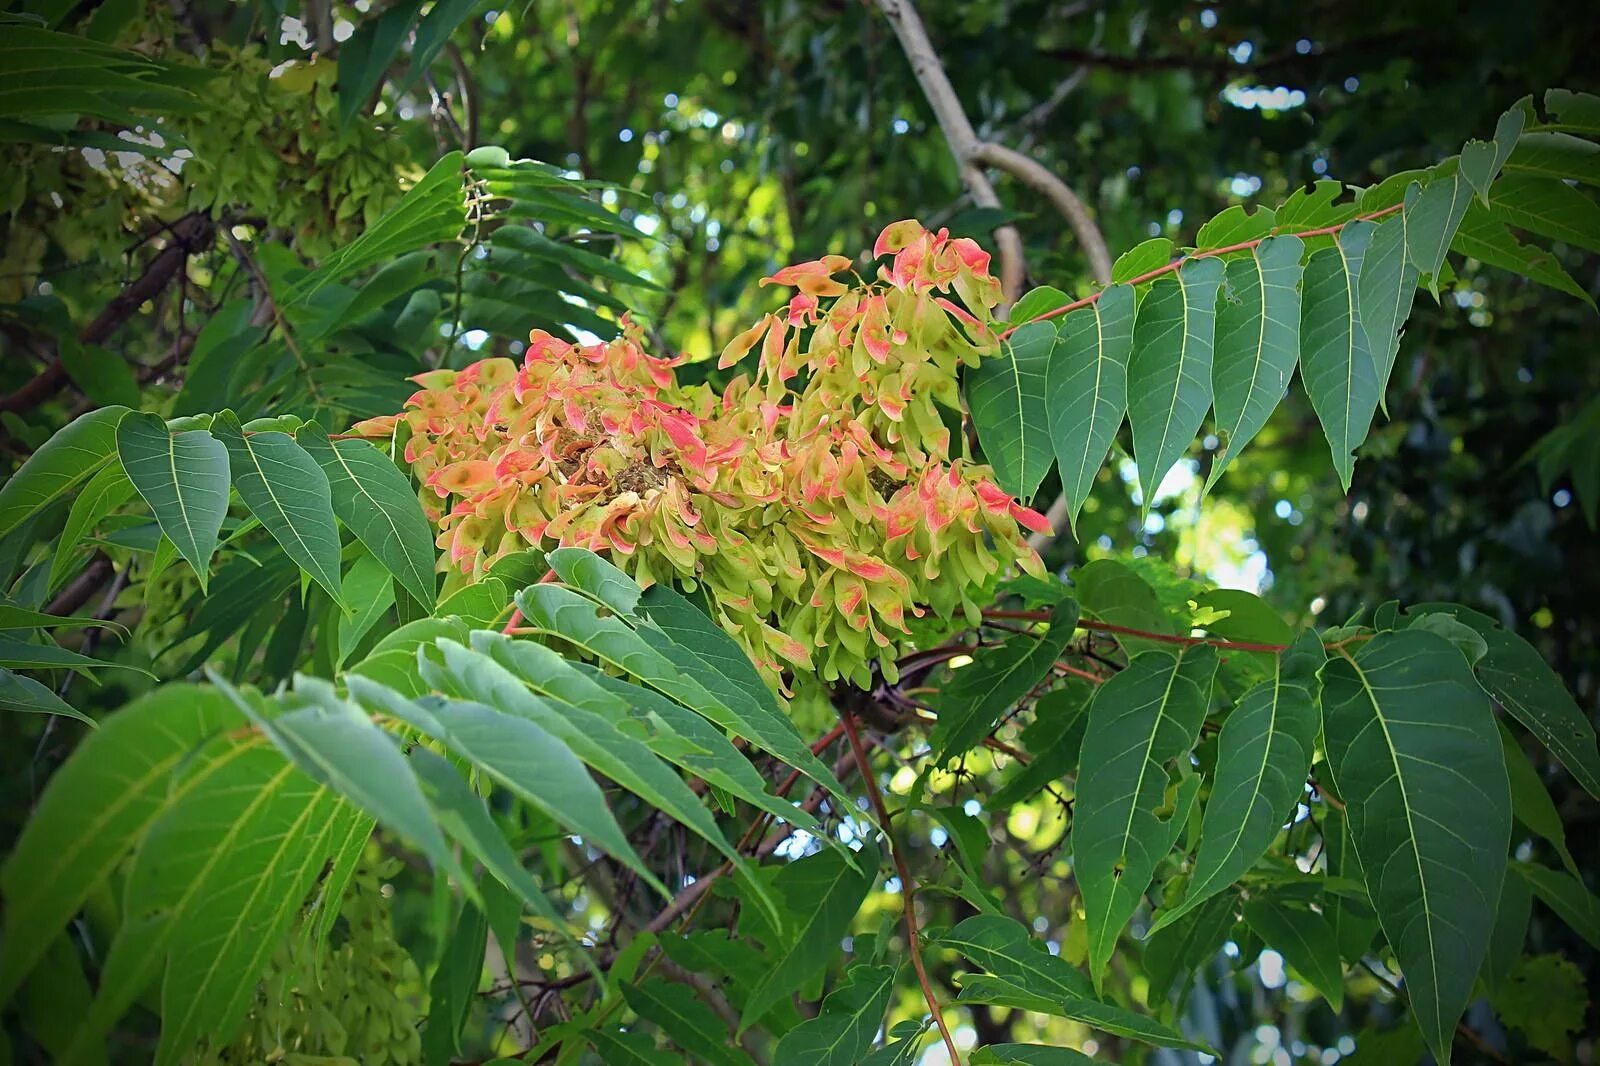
<box><xmin>116</xmin><ymin>413</ymin><xmax>229</xmax><ymax>592</ymax></box>
<box><xmin>1300</xmin><ymin>220</ymin><xmax>1378</xmax><ymax>490</ymax></box>
<box><xmin>0</xmin><ymin>405</ymin><xmax>127</xmax><ymax>540</ymax></box>
<box><xmin>969</xmin><ymin>320</ymin><xmax>1056</xmax><ymax>501</ymax></box>
<box><xmin>1046</xmin><ymin>285</ymin><xmax>1135</xmax><ymax>533</ymax></box>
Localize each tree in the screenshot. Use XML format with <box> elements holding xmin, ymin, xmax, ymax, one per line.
<box><xmin>1</xmin><ymin>2</ymin><xmax>1596</xmax><ymax>1064</ymax></box>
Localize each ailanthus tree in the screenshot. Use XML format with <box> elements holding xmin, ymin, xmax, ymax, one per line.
<box><xmin>1</xmin><ymin>1</ymin><xmax>1597</xmax><ymax>1064</ymax></box>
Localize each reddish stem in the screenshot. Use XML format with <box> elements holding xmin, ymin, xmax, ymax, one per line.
<box><xmin>984</xmin><ymin>609</ymin><xmax>1292</xmax><ymax>654</ymax></box>
<box><xmin>839</xmin><ymin>709</ymin><xmax>963</xmax><ymax>1066</ymax></box>
<box><xmin>997</xmin><ymin>203</ymin><xmax>1405</xmax><ymax>340</ymax></box>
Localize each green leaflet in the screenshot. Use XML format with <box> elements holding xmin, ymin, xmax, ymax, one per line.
<box><xmin>49</xmin><ymin>460</ymin><xmax>134</xmax><ymax>593</ymax></box>
<box><xmin>1299</xmin><ymin>220</ymin><xmax>1378</xmax><ymax>491</ymax></box>
<box><xmin>1071</xmin><ymin>558</ymin><xmax>1179</xmax><ymax>655</ymax></box>
<box><xmin>1046</xmin><ymin>285</ymin><xmax>1135</xmax><ymax>534</ymax></box>
<box><xmin>424</xmin><ymin>637</ymin><xmax>774</xmax><ymax>920</ymax></box>
<box><xmin>116</xmin><ymin>413</ymin><xmax>230</xmax><ymax>592</ymax></box>
<box><xmin>1515</xmin><ymin>862</ymin><xmax>1600</xmax><ymax>950</ymax></box>
<box><xmin>738</xmin><ymin>844</ymin><xmax>878</xmax><ymax>1032</ymax></box>
<box><xmin>336</xmin><ymin>551</ymin><xmax>394</xmax><ymax>668</ymax></box>
<box><xmin>219</xmin><ymin>675</ymin><xmax>471</xmax><ymax>893</ymax></box>
<box><xmin>1505</xmin><ymin>130</ymin><xmax>1600</xmax><ymax>186</ymax></box>
<box><xmin>1008</xmin><ymin>285</ymin><xmax>1069</xmax><ymax>326</ymax></box>
<box><xmin>942</xmin><ymin>915</ymin><xmax>1094</xmax><ymax>999</ymax></box>
<box><xmin>1357</xmin><ymin>188</ymin><xmax>1421</xmax><ymax>417</ymax></box>
<box><xmin>1500</xmin><ymin>723</ymin><xmax>1580</xmax><ymax>877</ymax></box>
<box><xmin>1321</xmin><ymin>629</ymin><xmax>1511</xmax><ymax>1063</ymax></box>
<box><xmin>771</xmin><ymin>963</ymin><xmax>895</xmax><ymax>1066</ymax></box>
<box><xmin>1207</xmin><ymin>235</ymin><xmax>1304</xmax><ymax>490</ymax></box>
<box><xmin>1408</xmin><ymin>603</ymin><xmax>1600</xmax><ymax>798</ymax></box>
<box><xmin>953</xmin><ymin>974</ymin><xmax>1212</xmax><ymax>1054</ymax></box>
<box><xmin>971</xmin><ymin>1046</ymin><xmax>1098</xmax><ymax>1065</ymax></box>
<box><xmin>298</xmin><ymin>423</ymin><xmax>438</xmax><ymax>607</ymax></box>
<box><xmin>931</xmin><ymin>598</ymin><xmax>1078</xmax><ymax>763</ymax></box>
<box><xmin>1073</xmin><ymin>645</ymin><xmax>1218</xmax><ymax>986</ymax></box>
<box><xmin>0</xmin><ymin>685</ymin><xmax>243</xmax><ymax>1005</ymax></box>
<box><xmin>585</xmin><ymin>1028</ymin><xmax>678</xmax><ymax>1066</ymax></box>
<box><xmin>1195</xmin><ymin>204</ymin><xmax>1277</xmax><ymax>249</ymax></box>
<box><xmin>67</xmin><ymin>742</ymin><xmax>328</xmax><ymax>1061</ymax></box>
<box><xmin>1404</xmin><ymin>168</ymin><xmax>1471</xmax><ymax>296</ymax></box>
<box><xmin>1241</xmin><ymin>898</ymin><xmax>1345</xmax><ymax>1010</ymax></box>
<box><xmin>0</xmin><ymin>405</ymin><xmax>127</xmax><ymax>540</ymax></box>
<box><xmin>422</xmin><ymin>897</ymin><xmax>488</xmax><ymax>1066</ymax></box>
<box><xmin>335</xmin><ymin>0</ymin><xmax>423</xmax><ymax>123</ymax></box>
<box><xmin>0</xmin><ymin>667</ymin><xmax>94</xmax><ymax>725</ymax></box>
<box><xmin>1482</xmin><ymin>865</ymin><xmax>1532</xmax><ymax>996</ymax></box>
<box><xmin>1487</xmin><ymin>171</ymin><xmax>1600</xmax><ymax>253</ymax></box>
<box><xmin>1110</xmin><ymin>236</ymin><xmax>1172</xmax><ymax>283</ymax></box>
<box><xmin>622</xmin><ymin>981</ymin><xmax>743</xmax><ymax>1066</ymax></box>
<box><xmin>345</xmin><ymin>674</ymin><xmax>665</xmax><ymax>898</ymax></box>
<box><xmin>1452</xmin><ymin>202</ymin><xmax>1594</xmax><ymax>306</ymax></box>
<box><xmin>481</xmin><ymin>633</ymin><xmax>824</xmax><ymax>835</ymax></box>
<box><xmin>1126</xmin><ymin>256</ymin><xmax>1225</xmax><ymax>513</ymax></box>
<box><xmin>517</xmin><ymin>582</ymin><xmax>846</xmax><ymax>803</ymax></box>
<box><xmin>152</xmin><ymin>778</ymin><xmax>347</xmax><ymax>1066</ymax></box>
<box><xmin>1151</xmin><ymin>631</ymin><xmax>1322</xmax><ymax>933</ymax></box>
<box><xmin>213</xmin><ymin>412</ymin><xmax>344</xmax><ymax>604</ymax></box>
<box><xmin>969</xmin><ymin>319</ymin><xmax>1056</xmax><ymax>501</ymax></box>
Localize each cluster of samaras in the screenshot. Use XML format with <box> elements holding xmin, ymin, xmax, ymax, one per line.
<box><xmin>356</xmin><ymin>221</ymin><xmax>1049</xmax><ymax>687</ymax></box>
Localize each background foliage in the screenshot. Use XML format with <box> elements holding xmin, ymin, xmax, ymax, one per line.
<box><xmin>1</xmin><ymin>1</ymin><xmax>1597</xmax><ymax>1064</ymax></box>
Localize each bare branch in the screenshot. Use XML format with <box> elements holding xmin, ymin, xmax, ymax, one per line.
<box><xmin>874</xmin><ymin>0</ymin><xmax>1025</xmax><ymax>303</ymax></box>
<box><xmin>970</xmin><ymin>142</ymin><xmax>1112</xmax><ymax>285</ymax></box>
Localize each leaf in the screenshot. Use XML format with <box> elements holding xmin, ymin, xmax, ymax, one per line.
<box><xmin>1073</xmin><ymin>645</ymin><xmax>1218</xmax><ymax>986</ymax></box>
<box><xmin>585</xmin><ymin>1028</ymin><xmax>678</xmax><ymax>1066</ymax></box>
<box><xmin>1321</xmin><ymin>629</ymin><xmax>1512</xmax><ymax>1063</ymax></box>
<box><xmin>1207</xmin><ymin>235</ymin><xmax>1304</xmax><ymax>489</ymax></box>
<box><xmin>1408</xmin><ymin>603</ymin><xmax>1600</xmax><ymax>798</ymax></box>
<box><xmin>335</xmin><ymin>0</ymin><xmax>423</xmax><ymax>123</ymax></box>
<box><xmin>1143</xmin><ymin>891</ymin><xmax>1238</xmax><ymax>1004</ymax></box>
<box><xmin>1482</xmin><ymin>865</ymin><xmax>1531</xmax><ymax>996</ymax></box>
<box><xmin>346</xmin><ymin>675</ymin><xmax>665</xmax><ymax>898</ymax></box>
<box><xmin>116</xmin><ymin>413</ymin><xmax>230</xmax><ymax>592</ymax></box>
<box><xmin>219</xmin><ymin>676</ymin><xmax>472</xmax><ymax>892</ymax></box>
<box><xmin>1505</xmin><ymin>130</ymin><xmax>1600</xmax><ymax>187</ymax></box>
<box><xmin>1241</xmin><ymin>898</ymin><xmax>1344</xmax><ymax>1009</ymax></box>
<box><xmin>971</xmin><ymin>1046</ymin><xmax>1098</xmax><ymax>1065</ymax></box>
<box><xmin>0</xmin><ymin>667</ymin><xmax>94</xmax><ymax>725</ymax></box>
<box><xmin>0</xmin><ymin>684</ymin><xmax>242</xmax><ymax>1008</ymax></box>
<box><xmin>337</xmin><ymin>552</ymin><xmax>395</xmax><ymax>668</ymax></box>
<box><xmin>422</xmin><ymin>899</ymin><xmax>488</xmax><ymax>1066</ymax></box>
<box><xmin>518</xmin><ymin>581</ymin><xmax>846</xmax><ymax>802</ymax></box>
<box><xmin>1046</xmin><ymin>285</ymin><xmax>1136</xmax><ymax>534</ymax></box>
<box><xmin>149</xmin><ymin>770</ymin><xmax>348</xmax><ymax>1065</ymax></box>
<box><xmin>400</xmin><ymin>0</ymin><xmax>485</xmax><ymax>93</ymax></box>
<box><xmin>953</xmin><ymin>973</ymin><xmax>1212</xmax><ymax>1053</ymax></box>
<box><xmin>1300</xmin><ymin>220</ymin><xmax>1378</xmax><ymax>491</ymax></box>
<box><xmin>1111</xmin><ymin>237</ymin><xmax>1172</xmax><ymax>283</ymax></box>
<box><xmin>1071</xmin><ymin>558</ymin><xmax>1178</xmax><ymax>654</ymax></box>
<box><xmin>623</xmin><ymin>981</ymin><xmax>742</xmax><ymax>1066</ymax></box>
<box><xmin>427</xmin><ymin>636</ymin><xmax>768</xmax><ymax>915</ymax></box>
<box><xmin>942</xmin><ymin>915</ymin><xmax>1094</xmax><ymax>999</ymax></box>
<box><xmin>739</xmin><ymin>844</ymin><xmax>877</xmax><ymax>1032</ymax></box>
<box><xmin>969</xmin><ymin>320</ymin><xmax>1056</xmax><ymax>501</ymax></box>
<box><xmin>1008</xmin><ymin>285</ymin><xmax>1069</xmax><ymax>326</ymax></box>
<box><xmin>1452</xmin><ymin>202</ymin><xmax>1594</xmax><ymax>307</ymax></box>
<box><xmin>1500</xmin><ymin>723</ymin><xmax>1579</xmax><ymax>877</ymax></box>
<box><xmin>1151</xmin><ymin>631</ymin><xmax>1321</xmax><ymax>932</ymax></box>
<box><xmin>931</xmin><ymin>598</ymin><xmax>1078</xmax><ymax>763</ymax></box>
<box><xmin>298</xmin><ymin>423</ymin><xmax>437</xmax><ymax>607</ymax></box>
<box><xmin>1357</xmin><ymin>189</ymin><xmax>1421</xmax><ymax>417</ymax></box>
<box><xmin>0</xmin><ymin>405</ymin><xmax>127</xmax><ymax>540</ymax></box>
<box><xmin>49</xmin><ymin>461</ymin><xmax>133</xmax><ymax>593</ymax></box>
<box><xmin>1405</xmin><ymin>169</ymin><xmax>1472</xmax><ymax>296</ymax></box>
<box><xmin>1515</xmin><ymin>862</ymin><xmax>1600</xmax><ymax>950</ymax></box>
<box><xmin>1491</xmin><ymin>953</ymin><xmax>1589</xmax><ymax>1061</ymax></box>
<box><xmin>1195</xmin><ymin>203</ymin><xmax>1277</xmax><ymax>249</ymax></box>
<box><xmin>213</xmin><ymin>412</ymin><xmax>343</xmax><ymax>604</ymax></box>
<box><xmin>1487</xmin><ymin>171</ymin><xmax>1600</xmax><ymax>253</ymax></box>
<box><xmin>1126</xmin><ymin>257</ymin><xmax>1225</xmax><ymax>512</ymax></box>
<box><xmin>0</xmin><ymin>634</ymin><xmax>150</xmax><ymax>678</ymax></box>
<box><xmin>771</xmin><ymin>963</ymin><xmax>895</xmax><ymax>1066</ymax></box>
<box><xmin>58</xmin><ymin>339</ymin><xmax>138</xmax><ymax>408</ymax></box>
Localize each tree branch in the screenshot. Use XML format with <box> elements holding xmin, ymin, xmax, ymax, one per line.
<box><xmin>874</xmin><ymin>0</ymin><xmax>1025</xmax><ymax>303</ymax></box>
<box><xmin>839</xmin><ymin>708</ymin><xmax>963</xmax><ymax>1066</ymax></box>
<box><xmin>0</xmin><ymin>213</ymin><xmax>215</xmax><ymax>415</ymax></box>
<box><xmin>969</xmin><ymin>142</ymin><xmax>1112</xmax><ymax>285</ymax></box>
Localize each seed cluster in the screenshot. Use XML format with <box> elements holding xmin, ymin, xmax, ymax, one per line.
<box><xmin>358</xmin><ymin>221</ymin><xmax>1049</xmax><ymax>687</ymax></box>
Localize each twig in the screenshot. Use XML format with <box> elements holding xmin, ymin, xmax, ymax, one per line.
<box><xmin>984</xmin><ymin>609</ymin><xmax>1294</xmax><ymax>653</ymax></box>
<box><xmin>969</xmin><ymin>142</ymin><xmax>1112</xmax><ymax>285</ymax></box>
<box><xmin>839</xmin><ymin>708</ymin><xmax>963</xmax><ymax>1066</ymax></box>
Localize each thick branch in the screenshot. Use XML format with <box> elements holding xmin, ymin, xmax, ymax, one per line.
<box><xmin>874</xmin><ymin>0</ymin><xmax>1025</xmax><ymax>303</ymax></box>
<box><xmin>0</xmin><ymin>213</ymin><xmax>214</xmax><ymax>415</ymax></box>
<box><xmin>969</xmin><ymin>142</ymin><xmax>1111</xmax><ymax>285</ymax></box>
